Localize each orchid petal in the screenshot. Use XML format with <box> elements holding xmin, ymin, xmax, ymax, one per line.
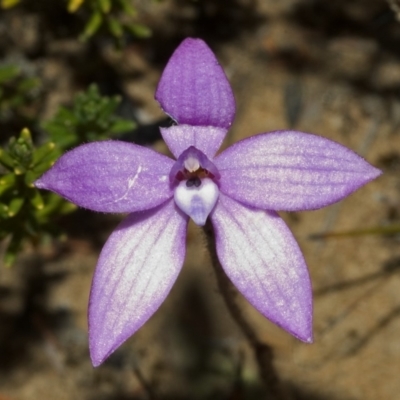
<box><xmin>210</xmin><ymin>194</ymin><xmax>313</xmax><ymax>342</ymax></box>
<box><xmin>215</xmin><ymin>131</ymin><xmax>381</xmax><ymax>211</ymax></box>
<box><xmin>89</xmin><ymin>200</ymin><xmax>188</xmax><ymax>366</ymax></box>
<box><xmin>155</xmin><ymin>38</ymin><xmax>235</xmax><ymax>129</ymax></box>
<box><xmin>160</xmin><ymin>125</ymin><xmax>226</xmax><ymax>159</ymax></box>
<box><xmin>35</xmin><ymin>141</ymin><xmax>174</xmax><ymax>213</ymax></box>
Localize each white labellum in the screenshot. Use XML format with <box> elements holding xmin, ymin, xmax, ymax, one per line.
<box><xmin>174</xmin><ymin>178</ymin><xmax>219</xmax><ymax>226</ymax></box>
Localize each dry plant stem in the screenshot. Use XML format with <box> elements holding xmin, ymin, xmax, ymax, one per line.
<box><xmin>387</xmin><ymin>0</ymin><xmax>400</xmax><ymax>21</ymax></box>
<box><xmin>132</xmin><ymin>364</ymin><xmax>156</xmax><ymax>400</ymax></box>
<box><xmin>202</xmin><ymin>222</ymin><xmax>292</xmax><ymax>400</ymax></box>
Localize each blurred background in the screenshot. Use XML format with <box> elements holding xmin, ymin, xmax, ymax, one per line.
<box><xmin>0</xmin><ymin>0</ymin><xmax>399</xmax><ymax>399</ymax></box>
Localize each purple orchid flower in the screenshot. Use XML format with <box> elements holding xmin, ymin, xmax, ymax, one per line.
<box><xmin>35</xmin><ymin>38</ymin><xmax>381</xmax><ymax>367</ymax></box>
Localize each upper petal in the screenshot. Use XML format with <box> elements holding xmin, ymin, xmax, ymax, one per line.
<box><xmin>35</xmin><ymin>141</ymin><xmax>174</xmax><ymax>213</ymax></box>
<box><xmin>89</xmin><ymin>200</ymin><xmax>188</xmax><ymax>366</ymax></box>
<box><xmin>160</xmin><ymin>125</ymin><xmax>226</xmax><ymax>159</ymax></box>
<box><xmin>155</xmin><ymin>38</ymin><xmax>235</xmax><ymax>129</ymax></box>
<box><xmin>215</xmin><ymin>131</ymin><xmax>381</xmax><ymax>211</ymax></box>
<box><xmin>210</xmin><ymin>194</ymin><xmax>312</xmax><ymax>342</ymax></box>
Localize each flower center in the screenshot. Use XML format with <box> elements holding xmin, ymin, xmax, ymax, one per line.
<box><xmin>186</xmin><ymin>176</ymin><xmax>201</xmax><ymax>188</ymax></box>
<box><xmin>170</xmin><ymin>146</ymin><xmax>220</xmax><ymax>226</ymax></box>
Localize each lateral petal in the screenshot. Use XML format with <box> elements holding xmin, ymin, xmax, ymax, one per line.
<box><xmin>35</xmin><ymin>141</ymin><xmax>174</xmax><ymax>213</ymax></box>
<box><xmin>215</xmin><ymin>131</ymin><xmax>381</xmax><ymax>211</ymax></box>
<box><xmin>155</xmin><ymin>38</ymin><xmax>235</xmax><ymax>129</ymax></box>
<box><xmin>89</xmin><ymin>200</ymin><xmax>188</xmax><ymax>366</ymax></box>
<box><xmin>160</xmin><ymin>125</ymin><xmax>226</xmax><ymax>159</ymax></box>
<box><xmin>210</xmin><ymin>194</ymin><xmax>313</xmax><ymax>342</ymax></box>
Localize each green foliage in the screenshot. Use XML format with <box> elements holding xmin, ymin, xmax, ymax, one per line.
<box><xmin>0</xmin><ymin>83</ymin><xmax>135</xmax><ymax>266</ymax></box>
<box><xmin>0</xmin><ymin>129</ymin><xmax>76</xmax><ymax>266</ymax></box>
<box><xmin>0</xmin><ymin>64</ymin><xmax>41</xmax><ymax>123</ymax></box>
<box><xmin>0</xmin><ymin>3</ymin><xmax>143</xmax><ymax>266</ymax></box>
<box><xmin>0</xmin><ymin>0</ymin><xmax>20</xmax><ymax>9</ymax></box>
<box><xmin>1</xmin><ymin>0</ymin><xmax>152</xmax><ymax>43</ymax></box>
<box><xmin>70</xmin><ymin>0</ymin><xmax>152</xmax><ymax>43</ymax></box>
<box><xmin>43</xmin><ymin>83</ymin><xmax>135</xmax><ymax>149</ymax></box>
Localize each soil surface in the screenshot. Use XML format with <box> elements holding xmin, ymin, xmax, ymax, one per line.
<box><xmin>1</xmin><ymin>0</ymin><xmax>400</xmax><ymax>399</ymax></box>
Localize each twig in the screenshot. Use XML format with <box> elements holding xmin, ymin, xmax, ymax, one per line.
<box><xmin>132</xmin><ymin>363</ymin><xmax>156</xmax><ymax>400</ymax></box>
<box><xmin>387</xmin><ymin>0</ymin><xmax>400</xmax><ymax>21</ymax></box>
<box><xmin>202</xmin><ymin>222</ymin><xmax>292</xmax><ymax>400</ymax></box>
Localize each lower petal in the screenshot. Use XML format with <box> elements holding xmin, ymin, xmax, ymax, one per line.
<box><xmin>210</xmin><ymin>194</ymin><xmax>313</xmax><ymax>342</ymax></box>
<box><xmin>89</xmin><ymin>200</ymin><xmax>188</xmax><ymax>366</ymax></box>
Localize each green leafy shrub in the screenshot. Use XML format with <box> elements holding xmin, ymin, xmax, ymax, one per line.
<box><xmin>0</xmin><ymin>0</ymin><xmax>20</xmax><ymax>9</ymax></box>
<box><xmin>0</xmin><ymin>82</ymin><xmax>136</xmax><ymax>265</ymax></box>
<box><xmin>0</xmin><ymin>0</ymin><xmax>152</xmax><ymax>42</ymax></box>
<box><xmin>43</xmin><ymin>83</ymin><xmax>135</xmax><ymax>150</ymax></box>
<box><xmin>0</xmin><ymin>129</ymin><xmax>76</xmax><ymax>265</ymax></box>
<box><xmin>0</xmin><ymin>64</ymin><xmax>41</xmax><ymax>125</ymax></box>
<box><xmin>73</xmin><ymin>0</ymin><xmax>152</xmax><ymax>42</ymax></box>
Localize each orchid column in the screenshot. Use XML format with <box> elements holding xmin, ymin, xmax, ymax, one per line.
<box><xmin>35</xmin><ymin>38</ymin><xmax>381</xmax><ymax>373</ymax></box>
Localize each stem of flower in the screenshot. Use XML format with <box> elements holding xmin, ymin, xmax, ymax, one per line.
<box><xmin>202</xmin><ymin>221</ymin><xmax>292</xmax><ymax>400</ymax></box>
